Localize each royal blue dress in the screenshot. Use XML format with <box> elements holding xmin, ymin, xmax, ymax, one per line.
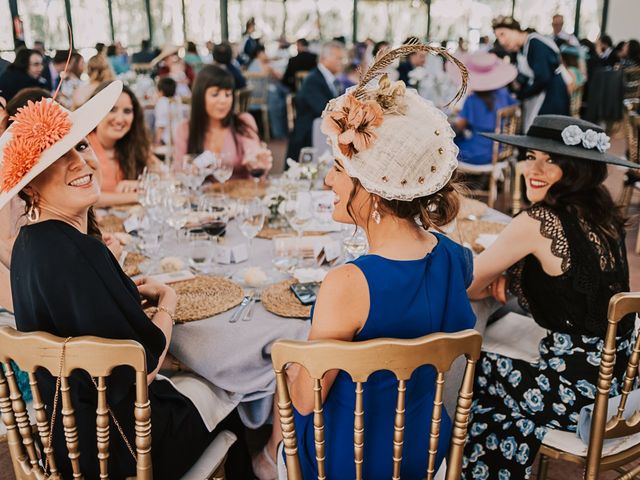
<box><xmin>292</xmin><ymin>233</ymin><xmax>477</xmax><ymax>479</ymax></box>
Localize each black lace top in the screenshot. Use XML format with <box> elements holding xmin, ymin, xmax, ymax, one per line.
<box><xmin>508</xmin><ymin>204</ymin><xmax>632</xmax><ymax>337</ymax></box>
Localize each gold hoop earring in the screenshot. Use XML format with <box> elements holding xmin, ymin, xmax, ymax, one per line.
<box><xmin>27</xmin><ymin>202</ymin><xmax>40</xmax><ymax>222</ymax></box>
<box><xmin>371</xmin><ymin>199</ymin><xmax>381</xmax><ymax>225</ymax></box>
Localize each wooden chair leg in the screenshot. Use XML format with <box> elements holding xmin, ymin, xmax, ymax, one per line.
<box><xmin>261</xmin><ymin>107</ymin><xmax>271</xmax><ymax>143</ymax></box>
<box><xmin>488</xmin><ymin>173</ymin><xmax>497</xmax><ymax>208</ymax></box>
<box><xmin>537</xmin><ymin>454</ymin><xmax>550</xmax><ymax>480</ymax></box>
<box><xmin>635</xmin><ymin>224</ymin><xmax>640</xmax><ymax>255</ymax></box>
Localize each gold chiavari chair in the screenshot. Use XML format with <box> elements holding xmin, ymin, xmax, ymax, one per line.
<box><xmin>244</xmin><ymin>72</ymin><xmax>271</xmax><ymax>142</ymax></box>
<box><xmin>234</xmin><ymin>87</ymin><xmax>253</xmax><ymax>114</ymax></box>
<box><xmin>459</xmin><ymin>104</ymin><xmax>521</xmax><ymax>209</ymax></box>
<box><xmin>570</xmin><ymin>85</ymin><xmax>584</xmax><ymax>118</ymax></box>
<box><xmin>271</xmin><ymin>329</ymin><xmax>482</xmax><ymax>480</ymax></box>
<box><xmin>0</xmin><ymin>326</ymin><xmax>234</xmax><ymax>480</ymax></box>
<box><xmin>536</xmin><ymin>292</ymin><xmax>640</xmax><ymax>479</ymax></box>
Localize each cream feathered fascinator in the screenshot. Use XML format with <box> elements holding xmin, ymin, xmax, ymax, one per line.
<box><xmin>321</xmin><ymin>40</ymin><xmax>469</xmax><ymax>202</ymax></box>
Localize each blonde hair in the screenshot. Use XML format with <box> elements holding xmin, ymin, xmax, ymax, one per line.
<box><xmin>87</xmin><ymin>54</ymin><xmax>115</xmax><ymax>83</ymax></box>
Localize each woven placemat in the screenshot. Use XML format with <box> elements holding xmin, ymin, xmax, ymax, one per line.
<box><xmin>98</xmin><ymin>215</ymin><xmax>125</xmax><ymax>233</ymax></box>
<box><xmin>262</xmin><ymin>279</ymin><xmax>311</xmax><ymax>319</ymax></box>
<box><xmin>123</xmin><ymin>252</ymin><xmax>147</xmax><ymax>277</ymax></box>
<box><xmin>455</xmin><ymin>219</ymin><xmax>506</xmax><ymax>253</ymax></box>
<box><xmin>458</xmin><ymin>197</ymin><xmax>489</xmax><ymax>219</ymax></box>
<box><xmin>147</xmin><ymin>276</ymin><xmax>244</xmax><ymax>323</ymax></box>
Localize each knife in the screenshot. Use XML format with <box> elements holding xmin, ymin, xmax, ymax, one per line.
<box><xmin>229</xmin><ymin>292</ymin><xmax>253</xmax><ymax>323</ymax></box>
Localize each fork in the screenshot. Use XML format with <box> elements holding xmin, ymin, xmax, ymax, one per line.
<box><xmin>241</xmin><ymin>290</ymin><xmax>261</xmax><ymax>322</ymax></box>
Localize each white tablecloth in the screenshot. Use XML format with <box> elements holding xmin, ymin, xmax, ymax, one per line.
<box><xmin>170</xmin><ymin>209</ymin><xmax>511</xmax><ymax>427</ymax></box>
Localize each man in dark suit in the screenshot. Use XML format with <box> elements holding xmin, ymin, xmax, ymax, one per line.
<box><xmin>286</xmin><ymin>41</ymin><xmax>346</xmax><ymax>162</ymax></box>
<box><xmin>282</xmin><ymin>39</ymin><xmax>318</xmax><ymax>92</ymax></box>
<box><xmin>132</xmin><ymin>39</ymin><xmax>156</xmax><ymax>64</ymax></box>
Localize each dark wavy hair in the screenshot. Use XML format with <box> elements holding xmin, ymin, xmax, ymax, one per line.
<box><xmin>10</xmin><ymin>48</ymin><xmax>42</xmax><ymax>74</ymax></box>
<box><xmin>187</xmin><ymin>65</ymin><xmax>255</xmax><ymax>156</ymax></box>
<box><xmin>91</xmin><ymin>82</ymin><xmax>151</xmax><ymax>180</ymax></box>
<box><xmin>12</xmin><ymin>90</ymin><xmax>102</xmax><ymax>240</ymax></box>
<box><xmin>541</xmin><ymin>154</ymin><xmax>626</xmax><ymax>241</ymax></box>
<box><xmin>346</xmin><ymin>172</ymin><xmax>462</xmax><ymax>232</ymax></box>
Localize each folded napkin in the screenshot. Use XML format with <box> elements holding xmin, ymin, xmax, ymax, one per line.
<box><xmin>577</xmin><ymin>389</ymin><xmax>640</xmax><ymax>444</ymax></box>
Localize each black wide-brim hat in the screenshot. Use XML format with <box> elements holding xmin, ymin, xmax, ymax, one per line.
<box><xmin>482</xmin><ymin>115</ymin><xmax>638</xmax><ymax>168</ymax></box>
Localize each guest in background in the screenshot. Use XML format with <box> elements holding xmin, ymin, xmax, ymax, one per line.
<box><xmin>95</xmin><ymin>42</ymin><xmax>107</xmax><ymax>55</ymax></box>
<box><xmin>72</xmin><ymin>54</ymin><xmax>115</xmax><ymax>109</ymax></box>
<box><xmin>174</xmin><ymin>65</ymin><xmax>272</xmax><ymax>177</ymax></box>
<box><xmin>32</xmin><ymin>40</ymin><xmax>53</xmax><ymax>89</ymax></box>
<box><xmin>560</xmin><ymin>44</ymin><xmax>586</xmax><ymax>113</ymax></box>
<box><xmin>492</xmin><ymin>15</ymin><xmax>569</xmax><ymax>130</ymax></box>
<box><xmin>551</xmin><ymin>14</ymin><xmax>579</xmax><ymax>47</ymax></box>
<box><xmin>239</xmin><ymin>17</ymin><xmax>259</xmax><ymax>65</ymax></box>
<box><xmin>248</xmin><ymin>44</ymin><xmax>288</xmax><ymax>139</ymax></box>
<box><xmin>478</xmin><ymin>36</ymin><xmax>492</xmax><ymax>52</ymax></box>
<box><xmin>88</xmin><ymin>82</ymin><xmax>157</xmax><ymax>206</ymax></box>
<box><xmin>282</xmin><ymin>38</ymin><xmax>318</xmax><ymax>93</ymax></box>
<box><xmin>451</xmin><ymin>52</ymin><xmax>518</xmax><ymax>166</ymax></box>
<box><xmin>156</xmin><ymin>48</ymin><xmax>193</xmax><ymax>96</ymax></box>
<box><xmin>286</xmin><ymin>41</ymin><xmax>346</xmax><ymax>162</ymax></box>
<box><xmin>132</xmin><ymin>39</ymin><xmax>156</xmax><ymax>64</ymax></box>
<box><xmin>397</xmin><ymin>46</ymin><xmax>426</xmax><ymax>84</ymax></box>
<box><xmin>213</xmin><ymin>42</ymin><xmax>247</xmax><ymax>89</ymax></box>
<box><xmin>184</xmin><ymin>41</ymin><xmax>204</xmax><ymax>72</ymax></box>
<box><xmin>619</xmin><ymin>39</ymin><xmax>640</xmax><ymax>68</ymax></box>
<box><xmin>107</xmin><ymin>42</ymin><xmax>130</xmax><ymax>75</ymax></box>
<box><xmin>338</xmin><ymin>63</ymin><xmax>359</xmax><ymax>90</ymax></box>
<box><xmin>49</xmin><ymin>50</ymin><xmax>70</xmax><ymax>91</ymax></box>
<box><xmin>596</xmin><ymin>34</ymin><xmax>617</xmax><ymax>67</ymax></box>
<box><xmin>0</xmin><ymin>57</ymin><xmax>8</xmax><ymax>78</ymax></box>
<box><xmin>154</xmin><ymin>77</ymin><xmax>182</xmax><ymax>147</ymax></box>
<box><xmin>0</xmin><ymin>48</ymin><xmax>47</xmax><ymax>101</ymax></box>
<box><xmin>58</xmin><ymin>51</ymin><xmax>85</xmax><ymax>109</ymax></box>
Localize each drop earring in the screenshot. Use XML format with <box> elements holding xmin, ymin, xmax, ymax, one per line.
<box><xmin>27</xmin><ymin>203</ymin><xmax>40</xmax><ymax>222</ymax></box>
<box><xmin>371</xmin><ymin>199</ymin><xmax>381</xmax><ymax>225</ymax></box>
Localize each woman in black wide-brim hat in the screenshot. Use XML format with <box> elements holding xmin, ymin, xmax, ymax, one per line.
<box><xmin>461</xmin><ymin>115</ymin><xmax>637</xmax><ymax>479</ymax></box>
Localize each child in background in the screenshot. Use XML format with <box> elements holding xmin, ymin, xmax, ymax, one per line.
<box><xmin>154</xmin><ymin>76</ymin><xmax>182</xmax><ymax>147</ymax></box>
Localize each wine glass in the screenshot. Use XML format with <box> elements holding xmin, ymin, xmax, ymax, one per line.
<box><xmin>283</xmin><ymin>190</ymin><xmax>313</xmax><ymax>237</ymax></box>
<box><xmin>272</xmin><ymin>233</ymin><xmax>299</xmax><ymax>273</ymax></box>
<box><xmin>236</xmin><ymin>198</ymin><xmax>266</xmax><ymax>262</ymax></box>
<box><xmin>245</xmin><ymin>142</ymin><xmax>271</xmax><ymax>185</ymax></box>
<box><xmin>164</xmin><ymin>186</ymin><xmax>192</xmax><ymax>244</ymax></box>
<box><xmin>213</xmin><ymin>152</ymin><xmax>234</xmax><ymax>194</ymax></box>
<box><xmin>342</xmin><ymin>226</ymin><xmax>369</xmax><ymax>260</ymax></box>
<box><xmin>198</xmin><ymin>193</ymin><xmax>229</xmax><ymax>241</ymax></box>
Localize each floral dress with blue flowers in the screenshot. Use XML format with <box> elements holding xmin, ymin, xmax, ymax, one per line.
<box><xmin>462</xmin><ymin>205</ymin><xmax>635</xmax><ymax>479</ymax></box>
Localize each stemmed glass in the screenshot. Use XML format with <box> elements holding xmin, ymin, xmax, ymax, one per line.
<box><xmin>198</xmin><ymin>193</ymin><xmax>229</xmax><ymax>241</ymax></box>
<box><xmin>283</xmin><ymin>190</ymin><xmax>313</xmax><ymax>237</ymax></box>
<box><xmin>244</xmin><ymin>142</ymin><xmax>271</xmax><ymax>188</ymax></box>
<box><xmin>164</xmin><ymin>186</ymin><xmax>192</xmax><ymax>245</ymax></box>
<box><xmin>236</xmin><ymin>198</ymin><xmax>266</xmax><ymax>263</ymax></box>
<box><xmin>213</xmin><ymin>152</ymin><xmax>234</xmax><ymax>194</ymax></box>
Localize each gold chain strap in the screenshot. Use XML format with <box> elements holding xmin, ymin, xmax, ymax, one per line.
<box><xmin>43</xmin><ymin>337</ymin><xmax>71</xmax><ymax>478</ymax></box>
<box><xmin>43</xmin><ymin>338</ymin><xmax>137</xmax><ymax>479</ymax></box>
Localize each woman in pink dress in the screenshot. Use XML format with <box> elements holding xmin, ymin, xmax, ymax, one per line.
<box><xmin>173</xmin><ymin>65</ymin><xmax>272</xmax><ymax>178</ymax></box>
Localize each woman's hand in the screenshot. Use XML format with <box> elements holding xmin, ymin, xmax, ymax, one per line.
<box><xmin>135</xmin><ymin>277</ymin><xmax>177</xmax><ymax>311</ymax></box>
<box><xmin>469</xmin><ymin>275</ymin><xmax>508</xmax><ymax>304</ymax></box>
<box><xmin>103</xmin><ymin>232</ymin><xmax>124</xmax><ymax>260</ymax></box>
<box><xmin>115</xmin><ymin>180</ymin><xmax>139</xmax><ymax>194</ymax></box>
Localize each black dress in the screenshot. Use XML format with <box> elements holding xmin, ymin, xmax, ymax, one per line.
<box><xmin>461</xmin><ymin>205</ymin><xmax>634</xmax><ymax>479</ymax></box>
<box><xmin>11</xmin><ymin>220</ymin><xmax>220</xmax><ymax>479</ymax></box>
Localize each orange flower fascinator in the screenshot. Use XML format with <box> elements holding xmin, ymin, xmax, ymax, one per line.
<box><xmin>0</xmin><ymin>81</ymin><xmax>124</xmax><ymax>210</ymax></box>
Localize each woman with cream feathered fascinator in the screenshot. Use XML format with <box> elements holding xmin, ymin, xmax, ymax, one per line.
<box><xmin>321</xmin><ymin>39</ymin><xmax>468</xmax><ymax>207</ymax></box>
<box><xmin>273</xmin><ymin>42</ymin><xmax>476</xmax><ymax>480</ymax></box>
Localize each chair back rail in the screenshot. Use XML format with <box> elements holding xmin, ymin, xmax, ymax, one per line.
<box><xmin>491</xmin><ymin>104</ymin><xmax>521</xmax><ymax>165</ymax></box>
<box><xmin>272</xmin><ymin>329</ymin><xmax>482</xmax><ymax>480</ymax></box>
<box><xmin>585</xmin><ymin>293</ymin><xmax>640</xmax><ymax>479</ymax></box>
<box><xmin>234</xmin><ymin>87</ymin><xmax>252</xmax><ymax>114</ymax></box>
<box><xmin>0</xmin><ymin>326</ymin><xmax>152</xmax><ymax>479</ymax></box>
<box><xmin>245</xmin><ymin>72</ymin><xmax>270</xmax><ymax>107</ymax></box>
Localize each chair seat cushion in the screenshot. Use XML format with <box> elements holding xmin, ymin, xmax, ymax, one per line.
<box><xmin>542</xmin><ymin>427</ymin><xmax>640</xmax><ymax>457</ymax></box>
<box><xmin>481</xmin><ymin>312</ymin><xmax>547</xmax><ymax>363</ymax></box>
<box><xmin>181</xmin><ymin>429</ymin><xmax>237</xmax><ymax>480</ymax></box>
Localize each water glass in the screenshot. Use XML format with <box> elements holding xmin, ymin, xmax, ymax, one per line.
<box><xmin>342</xmin><ymin>226</ymin><xmax>368</xmax><ymax>259</ymax></box>
<box><xmin>272</xmin><ymin>233</ymin><xmax>299</xmax><ymax>273</ymax></box>
<box><xmin>213</xmin><ymin>152</ymin><xmax>234</xmax><ymax>191</ymax></box>
<box><xmin>283</xmin><ymin>190</ymin><xmax>313</xmax><ymax>236</ymax></box>
<box><xmin>236</xmin><ymin>198</ymin><xmax>266</xmax><ymax>259</ymax></box>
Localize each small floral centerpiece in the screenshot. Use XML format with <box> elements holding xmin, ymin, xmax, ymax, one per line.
<box><xmin>263</xmin><ymin>191</ymin><xmax>287</xmax><ymax>227</ymax></box>
<box><xmin>283</xmin><ymin>158</ymin><xmax>319</xmax><ymax>182</ymax></box>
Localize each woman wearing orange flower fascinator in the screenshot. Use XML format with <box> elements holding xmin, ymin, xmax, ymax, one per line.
<box><xmin>253</xmin><ymin>41</ymin><xmax>476</xmax><ymax>480</ymax></box>
<box><xmin>1</xmin><ymin>81</ymin><xmax>250</xmax><ymax>478</ymax></box>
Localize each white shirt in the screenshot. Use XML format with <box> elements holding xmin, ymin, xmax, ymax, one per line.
<box><xmin>318</xmin><ymin>63</ymin><xmax>338</xmax><ymax>96</ymax></box>
<box><xmin>154</xmin><ymin>96</ymin><xmax>184</xmax><ymax>145</ymax></box>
